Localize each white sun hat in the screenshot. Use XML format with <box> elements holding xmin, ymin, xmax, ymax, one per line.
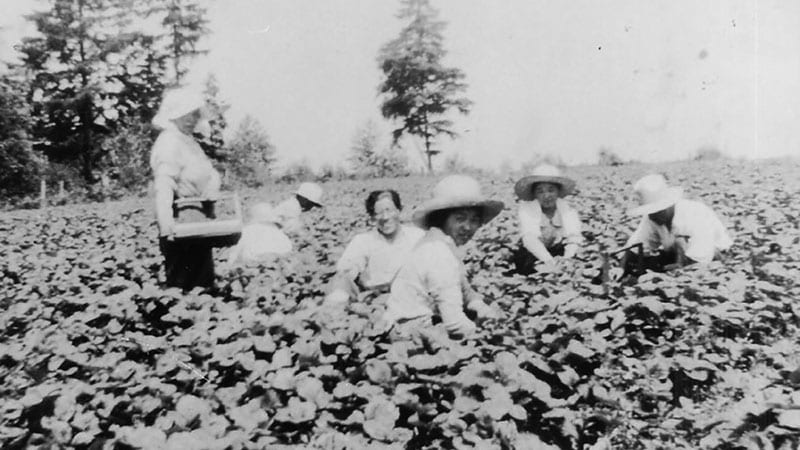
<box><xmin>412</xmin><ymin>175</ymin><xmax>505</xmax><ymax>229</ymax></box>
<box><xmin>514</xmin><ymin>164</ymin><xmax>577</xmax><ymax>200</ymax></box>
<box><xmin>296</xmin><ymin>182</ymin><xmax>324</xmax><ymax>206</ymax></box>
<box><xmin>628</xmin><ymin>173</ymin><xmax>683</xmax><ymax>216</ymax></box>
<box><xmin>152</xmin><ymin>87</ymin><xmax>206</xmax><ymax>130</ymax></box>
<box><xmin>249</xmin><ymin>202</ymin><xmax>279</xmax><ymax>225</ymax></box>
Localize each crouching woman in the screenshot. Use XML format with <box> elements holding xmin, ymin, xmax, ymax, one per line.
<box><xmin>382</xmin><ymin>175</ymin><xmax>504</xmax><ymax>339</ymax></box>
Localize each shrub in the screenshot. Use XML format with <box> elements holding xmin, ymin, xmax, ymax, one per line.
<box><xmin>694</xmin><ymin>146</ymin><xmax>724</xmax><ymax>161</ymax></box>
<box><xmin>99</xmin><ymin>122</ymin><xmax>156</xmax><ymax>193</ymax></box>
<box><xmin>349</xmin><ymin>120</ymin><xmax>410</xmax><ymax>178</ymax></box>
<box><xmin>277</xmin><ymin>159</ymin><xmax>316</xmax><ymax>184</ymax></box>
<box><xmin>598</xmin><ymin>148</ymin><xmax>625</xmax><ymax>166</ymax></box>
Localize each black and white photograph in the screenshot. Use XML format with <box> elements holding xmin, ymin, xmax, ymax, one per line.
<box><xmin>1</xmin><ymin>0</ymin><xmax>799</xmax><ymax>448</ymax></box>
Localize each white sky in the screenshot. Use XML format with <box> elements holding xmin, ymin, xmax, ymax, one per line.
<box><xmin>2</xmin><ymin>1</ymin><xmax>799</xmax><ymax>171</ymax></box>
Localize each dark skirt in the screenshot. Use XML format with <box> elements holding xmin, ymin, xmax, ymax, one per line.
<box><xmin>159</xmin><ymin>236</ymin><xmax>215</xmax><ymax>291</ymax></box>
<box><xmin>510</xmin><ymin>240</ymin><xmax>565</xmax><ymax>275</ymax></box>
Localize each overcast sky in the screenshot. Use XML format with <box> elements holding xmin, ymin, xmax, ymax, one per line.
<box><xmin>2</xmin><ymin>1</ymin><xmax>799</xmax><ymax>171</ymax></box>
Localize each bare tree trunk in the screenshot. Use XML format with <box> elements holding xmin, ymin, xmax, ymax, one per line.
<box><xmin>423</xmin><ymin>116</ymin><xmax>433</xmax><ymax>174</ymax></box>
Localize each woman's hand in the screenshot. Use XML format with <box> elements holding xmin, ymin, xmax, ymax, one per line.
<box><xmin>323</xmin><ymin>289</ymin><xmax>350</xmax><ymax>306</ymax></box>
<box><xmin>446</xmin><ymin>319</ymin><xmax>477</xmax><ymax>340</ymax></box>
<box><xmin>468</xmin><ymin>298</ymin><xmax>500</xmax><ymax>320</ymax></box>
<box><xmin>159</xmin><ymin>219</ymin><xmax>176</xmax><ymax>240</ymax></box>
<box><xmin>563</xmin><ymin>243</ymin><xmax>579</xmax><ymax>259</ymax></box>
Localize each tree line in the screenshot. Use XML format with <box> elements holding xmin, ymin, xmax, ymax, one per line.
<box><xmin>1</xmin><ymin>0</ymin><xmax>472</xmax><ymax>204</ymax></box>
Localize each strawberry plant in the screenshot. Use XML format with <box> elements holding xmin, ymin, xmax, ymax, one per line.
<box><xmin>2</xmin><ymin>160</ymin><xmax>800</xmax><ymax>449</ymax></box>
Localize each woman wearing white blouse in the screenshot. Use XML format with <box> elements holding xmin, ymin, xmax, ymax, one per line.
<box><xmin>511</xmin><ymin>164</ymin><xmax>582</xmax><ymax>275</ymax></box>
<box><xmin>383</xmin><ymin>175</ymin><xmax>503</xmax><ymax>339</ymax></box>
<box><xmin>150</xmin><ymin>88</ymin><xmax>221</xmax><ymax>290</ymax></box>
<box><xmin>324</xmin><ymin>190</ymin><xmax>424</xmax><ymax>305</ymax></box>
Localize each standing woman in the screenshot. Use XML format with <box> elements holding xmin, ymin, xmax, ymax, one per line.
<box><xmin>324</xmin><ymin>190</ymin><xmax>424</xmax><ymax>305</ymax></box>
<box><xmin>511</xmin><ymin>164</ymin><xmax>582</xmax><ymax>274</ymax></box>
<box><xmin>383</xmin><ymin>175</ymin><xmax>503</xmax><ymax>339</ymax></box>
<box><xmin>151</xmin><ymin>88</ymin><xmax>221</xmax><ymax>290</ymax></box>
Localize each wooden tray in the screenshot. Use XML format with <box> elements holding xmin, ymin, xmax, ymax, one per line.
<box><xmin>171</xmin><ymin>193</ymin><xmax>243</xmax><ymax>246</ymax></box>
<box><xmin>173</xmin><ymin>219</ymin><xmax>242</xmax><ymax>238</ymax></box>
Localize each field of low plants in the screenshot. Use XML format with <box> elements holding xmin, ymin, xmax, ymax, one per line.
<box><xmin>2</xmin><ymin>159</ymin><xmax>800</xmax><ymax>449</ymax></box>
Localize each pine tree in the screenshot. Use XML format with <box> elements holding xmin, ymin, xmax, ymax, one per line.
<box><xmin>378</xmin><ymin>0</ymin><xmax>471</xmax><ymax>173</ymax></box>
<box><xmin>198</xmin><ymin>73</ymin><xmax>228</xmax><ymax>162</ymax></box>
<box><xmin>0</xmin><ymin>73</ymin><xmax>44</xmax><ymax>197</ymax></box>
<box><xmin>18</xmin><ymin>0</ymin><xmax>164</xmax><ymax>182</ymax></box>
<box><xmin>226</xmin><ymin>115</ymin><xmax>276</xmax><ymax>186</ymax></box>
<box><xmin>348</xmin><ymin>120</ymin><xmax>410</xmax><ymax>178</ymax></box>
<box><xmin>159</xmin><ymin>0</ymin><xmax>209</xmax><ymax>84</ymax></box>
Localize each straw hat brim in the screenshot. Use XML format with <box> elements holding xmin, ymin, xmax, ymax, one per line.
<box><xmin>514</xmin><ymin>175</ymin><xmax>576</xmax><ymax>200</ymax></box>
<box><xmin>302</xmin><ymin>197</ymin><xmax>323</xmax><ymax>207</ymax></box>
<box><xmin>412</xmin><ymin>197</ymin><xmax>505</xmax><ymax>229</ymax></box>
<box><xmin>627</xmin><ymin>187</ymin><xmax>683</xmax><ymax>216</ymax></box>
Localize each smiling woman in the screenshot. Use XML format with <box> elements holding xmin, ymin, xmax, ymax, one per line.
<box><xmin>323</xmin><ymin>189</ymin><xmax>425</xmax><ymax>305</ymax></box>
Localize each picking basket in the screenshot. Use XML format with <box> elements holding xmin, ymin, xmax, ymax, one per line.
<box><xmin>172</xmin><ymin>192</ymin><xmax>243</xmax><ymax>247</ymax></box>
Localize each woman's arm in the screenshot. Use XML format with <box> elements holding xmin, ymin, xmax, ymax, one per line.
<box><xmin>324</xmin><ymin>235</ymin><xmax>368</xmax><ymax>304</ymax></box>
<box><xmin>522</xmin><ymin>235</ymin><xmax>554</xmax><ymax>263</ymax></box>
<box><xmin>150</xmin><ymin>132</ymin><xmax>182</xmax><ymax>238</ymax></box>
<box><xmin>422</xmin><ymin>243</ymin><xmax>476</xmax><ymax>337</ymax></box>
<box><xmin>154</xmin><ymin>174</ymin><xmax>176</xmax><ymax>238</ymax></box>
<box><xmin>519</xmin><ymin>204</ymin><xmax>554</xmax><ymax>263</ymax></box>
<box><xmin>561</xmin><ymin>204</ymin><xmax>582</xmax><ymax>258</ymax></box>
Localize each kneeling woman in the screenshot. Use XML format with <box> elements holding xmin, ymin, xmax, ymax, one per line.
<box><xmin>325</xmin><ymin>190</ymin><xmax>424</xmax><ymax>304</ymax></box>
<box><xmin>383</xmin><ymin>175</ymin><xmax>503</xmax><ymax>338</ymax></box>
<box><xmin>511</xmin><ymin>164</ymin><xmax>582</xmax><ymax>274</ymax></box>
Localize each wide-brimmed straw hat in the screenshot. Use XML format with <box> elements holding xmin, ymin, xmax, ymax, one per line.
<box><xmin>250</xmin><ymin>202</ymin><xmax>279</xmax><ymax>225</ymax></box>
<box><xmin>152</xmin><ymin>87</ymin><xmax>206</xmax><ymax>129</ymax></box>
<box><xmin>628</xmin><ymin>173</ymin><xmax>683</xmax><ymax>216</ymax></box>
<box><xmin>412</xmin><ymin>175</ymin><xmax>505</xmax><ymax>229</ymax></box>
<box><xmin>296</xmin><ymin>182</ymin><xmax>324</xmax><ymax>207</ymax></box>
<box><xmin>514</xmin><ymin>164</ymin><xmax>577</xmax><ymax>200</ymax></box>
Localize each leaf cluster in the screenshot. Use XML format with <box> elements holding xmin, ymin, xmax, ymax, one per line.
<box><xmin>2</xmin><ymin>160</ymin><xmax>800</xmax><ymax>449</ymax></box>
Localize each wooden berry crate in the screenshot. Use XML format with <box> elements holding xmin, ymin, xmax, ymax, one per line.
<box><xmin>172</xmin><ymin>192</ymin><xmax>243</xmax><ymax>247</ymax></box>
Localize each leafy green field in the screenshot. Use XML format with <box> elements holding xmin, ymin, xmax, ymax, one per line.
<box><xmin>2</xmin><ymin>159</ymin><xmax>800</xmax><ymax>449</ymax></box>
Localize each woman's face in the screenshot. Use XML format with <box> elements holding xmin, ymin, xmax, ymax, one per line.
<box><xmin>373</xmin><ymin>195</ymin><xmax>400</xmax><ymax>237</ymax></box>
<box><xmin>442</xmin><ymin>207</ymin><xmax>482</xmax><ymax>246</ymax></box>
<box><xmin>648</xmin><ymin>205</ymin><xmax>675</xmax><ymax>226</ymax></box>
<box><xmin>533</xmin><ymin>182</ymin><xmax>560</xmax><ymax>209</ymax></box>
<box><xmin>173</xmin><ymin>109</ymin><xmax>209</xmax><ymax>136</ymax></box>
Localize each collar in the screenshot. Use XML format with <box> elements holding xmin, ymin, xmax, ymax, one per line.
<box><xmin>531</xmin><ymin>199</ymin><xmax>565</xmax><ymax>227</ymax></box>
<box><xmin>425</xmin><ymin>227</ymin><xmax>458</xmax><ymax>251</ymax></box>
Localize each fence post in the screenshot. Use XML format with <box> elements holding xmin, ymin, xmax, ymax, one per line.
<box><xmin>59</xmin><ymin>180</ymin><xmax>65</xmax><ymax>198</ymax></box>
<box><xmin>39</xmin><ymin>179</ymin><xmax>47</xmax><ymax>209</ymax></box>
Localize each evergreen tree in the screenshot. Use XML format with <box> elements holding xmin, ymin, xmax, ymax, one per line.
<box><xmin>378</xmin><ymin>0</ymin><xmax>471</xmax><ymax>173</ymax></box>
<box><xmin>348</xmin><ymin>120</ymin><xmax>409</xmax><ymax>178</ymax></box>
<box><xmin>198</xmin><ymin>73</ymin><xmax>228</xmax><ymax>162</ymax></box>
<box><xmin>0</xmin><ymin>73</ymin><xmax>44</xmax><ymax>197</ymax></box>
<box><xmin>18</xmin><ymin>0</ymin><xmax>163</xmax><ymax>182</ymax></box>
<box><xmin>159</xmin><ymin>0</ymin><xmax>209</xmax><ymax>84</ymax></box>
<box><xmin>225</xmin><ymin>115</ymin><xmax>276</xmax><ymax>187</ymax></box>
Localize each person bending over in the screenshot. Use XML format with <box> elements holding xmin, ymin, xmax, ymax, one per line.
<box><xmin>619</xmin><ymin>173</ymin><xmax>733</xmax><ymax>276</ymax></box>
